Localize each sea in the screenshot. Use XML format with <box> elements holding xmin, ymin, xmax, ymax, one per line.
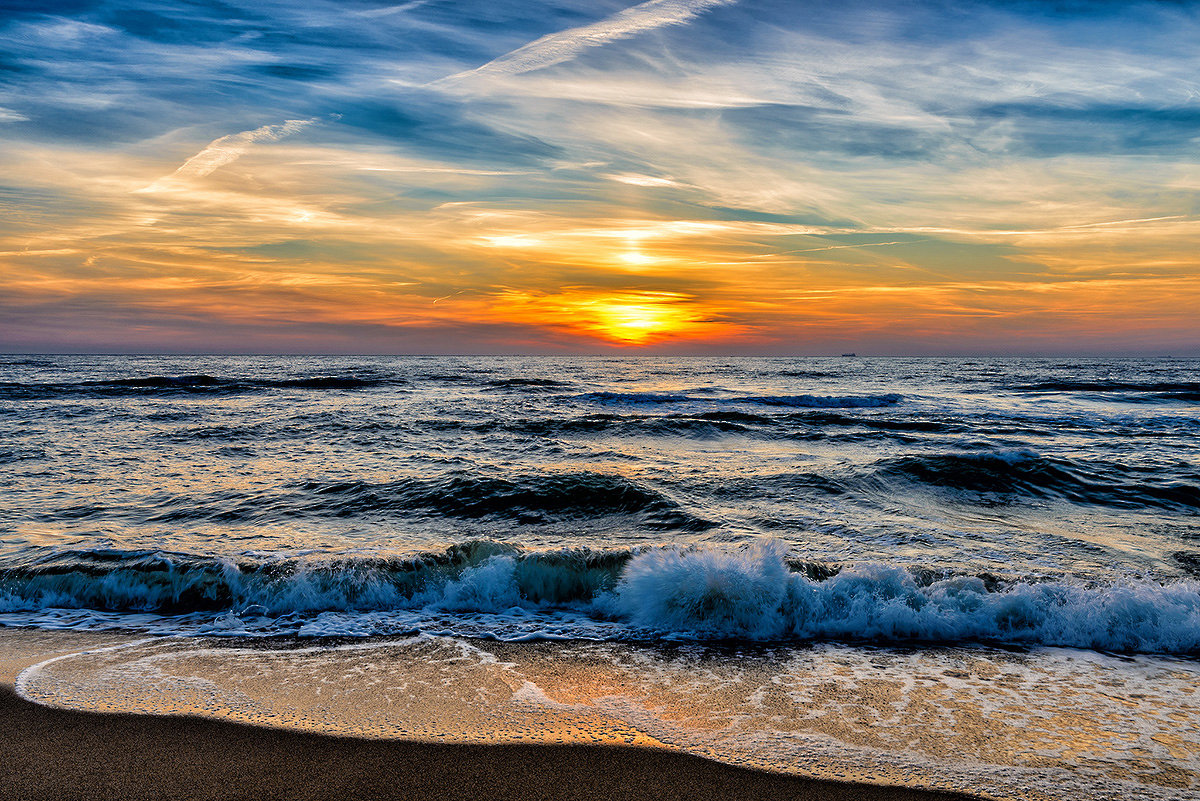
<box><xmin>1</xmin><ymin>355</ymin><xmax>1198</xmax><ymax>799</ymax></box>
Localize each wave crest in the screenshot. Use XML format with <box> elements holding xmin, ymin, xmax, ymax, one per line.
<box><xmin>121</xmin><ymin>471</ymin><xmax>709</xmax><ymax>529</ymax></box>
<box><xmin>3</xmin><ymin>543</ymin><xmax>1199</xmax><ymax>653</ymax></box>
<box><xmin>869</xmin><ymin>450</ymin><xmax>1200</xmax><ymax>511</ymax></box>
<box><xmin>607</xmin><ymin>544</ymin><xmax>1200</xmax><ymax>652</ymax></box>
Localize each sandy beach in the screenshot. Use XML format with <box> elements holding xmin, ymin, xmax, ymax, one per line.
<box><xmin>0</xmin><ymin>684</ymin><xmax>983</xmax><ymax>801</ymax></box>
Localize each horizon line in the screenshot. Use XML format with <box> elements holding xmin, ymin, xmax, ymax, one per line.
<box><xmin>3</xmin><ymin>352</ymin><xmax>1198</xmax><ymax>359</ymax></box>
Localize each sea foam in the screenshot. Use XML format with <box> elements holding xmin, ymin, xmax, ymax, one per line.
<box><xmin>2</xmin><ymin>543</ymin><xmax>1198</xmax><ymax>654</ymax></box>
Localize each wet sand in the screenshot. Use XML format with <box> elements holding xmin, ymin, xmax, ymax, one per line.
<box><xmin>0</xmin><ymin>687</ymin><xmax>982</xmax><ymax>801</ymax></box>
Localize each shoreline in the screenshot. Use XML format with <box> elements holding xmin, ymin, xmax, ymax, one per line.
<box><xmin>0</xmin><ymin>687</ymin><xmax>983</xmax><ymax>801</ymax></box>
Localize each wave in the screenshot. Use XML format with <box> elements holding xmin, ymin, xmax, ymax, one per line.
<box><xmin>411</xmin><ymin>372</ymin><xmax>478</xmax><ymax>382</ymax></box>
<box><xmin>792</xmin><ymin>411</ymin><xmax>960</xmax><ymax>433</ymax></box>
<box><xmin>88</xmin><ymin>374</ymin><xmax>390</xmax><ymax>390</ymax></box>
<box><xmin>0</xmin><ymin>543</ymin><xmax>632</xmax><ymax>623</ymax></box>
<box><xmin>485</xmin><ymin>378</ymin><xmax>573</xmax><ymax>389</ymax></box>
<box><xmin>147</xmin><ymin>409</ymin><xmax>943</xmax><ymax>445</ymax></box>
<box><xmin>154</xmin><ymin>424</ymin><xmax>266</xmax><ymax>443</ymax></box>
<box><xmin>604</xmin><ymin>544</ymin><xmax>1200</xmax><ymax>653</ymax></box>
<box><xmin>1014</xmin><ymin>381</ymin><xmax>1200</xmax><ymax>402</ymax></box>
<box><xmin>1155</xmin><ymin>392</ymin><xmax>1200</xmax><ymax>402</ymax></box>
<box><xmin>1173</xmin><ymin>551</ymin><xmax>1200</xmax><ymax>578</ymax></box>
<box><xmin>0</xmin><ymin>541</ymin><xmax>622</xmax><ymax>614</ymax></box>
<box><xmin>0</xmin><ymin>358</ymin><xmax>54</xmax><ymax>366</ymax></box>
<box><xmin>2</xmin><ymin>543</ymin><xmax>1198</xmax><ymax>654</ymax></box>
<box><xmin>486</xmin><ymin>413</ymin><xmax>759</xmax><ymax>438</ymax></box>
<box><xmin>777</xmin><ymin>370</ymin><xmax>838</xmax><ymax>378</ymax></box>
<box><xmin>0</xmin><ymin>447</ymin><xmax>45</xmax><ymax>464</ymax></box>
<box><xmin>480</xmin><ymin>410</ymin><xmax>949</xmax><ymax>440</ymax></box>
<box><xmin>0</xmin><ymin>374</ymin><xmax>396</xmax><ymax>398</ymax></box>
<box><xmin>867</xmin><ymin>450</ymin><xmax>1200</xmax><ymax>511</ymax></box>
<box><xmin>129</xmin><ymin>471</ymin><xmax>709</xmax><ymax>530</ymax></box>
<box><xmin>575</xmin><ymin>391</ymin><xmax>902</xmax><ymax>408</ymax></box>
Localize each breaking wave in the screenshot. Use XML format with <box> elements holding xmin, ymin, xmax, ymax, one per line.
<box><xmin>2</xmin><ymin>543</ymin><xmax>1198</xmax><ymax>654</ymax></box>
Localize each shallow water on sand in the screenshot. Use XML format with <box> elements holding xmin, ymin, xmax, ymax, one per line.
<box><xmin>7</xmin><ymin>629</ymin><xmax>1200</xmax><ymax>801</ymax></box>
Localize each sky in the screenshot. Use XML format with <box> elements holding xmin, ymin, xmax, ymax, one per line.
<box><xmin>1</xmin><ymin>0</ymin><xmax>1198</xmax><ymax>355</ymax></box>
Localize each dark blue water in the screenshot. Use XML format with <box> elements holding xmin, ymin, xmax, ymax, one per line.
<box><xmin>1</xmin><ymin>355</ymin><xmax>1198</xmax><ymax>649</ymax></box>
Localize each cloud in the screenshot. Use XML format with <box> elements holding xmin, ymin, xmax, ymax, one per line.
<box><xmin>4</xmin><ymin>0</ymin><xmax>1200</xmax><ymax>354</ymax></box>
<box><xmin>332</xmin><ymin>99</ymin><xmax>560</xmax><ymax>165</ymax></box>
<box><xmin>353</xmin><ymin>1</ymin><xmax>433</xmax><ymax>19</ymax></box>
<box><xmin>435</xmin><ymin>0</ymin><xmax>737</xmax><ymax>84</ymax></box>
<box><xmin>138</xmin><ymin>118</ymin><xmax>318</xmax><ymax>192</ymax></box>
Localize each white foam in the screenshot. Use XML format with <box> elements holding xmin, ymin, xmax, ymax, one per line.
<box><xmin>3</xmin><ymin>543</ymin><xmax>1199</xmax><ymax>653</ymax></box>
<box><xmin>607</xmin><ymin>543</ymin><xmax>1200</xmax><ymax>652</ymax></box>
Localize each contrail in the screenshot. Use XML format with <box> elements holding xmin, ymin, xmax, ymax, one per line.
<box><xmin>1055</xmin><ymin>215</ymin><xmax>1186</xmax><ymax>230</ymax></box>
<box><xmin>434</xmin><ymin>0</ymin><xmax>736</xmax><ymax>85</ymax></box>
<box><xmin>137</xmin><ymin>118</ymin><xmax>317</xmax><ymax>192</ymax></box>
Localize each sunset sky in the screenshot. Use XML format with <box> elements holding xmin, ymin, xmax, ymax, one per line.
<box><xmin>1</xmin><ymin>0</ymin><xmax>1198</xmax><ymax>354</ymax></box>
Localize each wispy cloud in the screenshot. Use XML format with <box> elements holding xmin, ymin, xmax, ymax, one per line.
<box><xmin>137</xmin><ymin>118</ymin><xmax>318</xmax><ymax>192</ymax></box>
<box><xmin>436</xmin><ymin>0</ymin><xmax>737</xmax><ymax>84</ymax></box>
<box><xmin>352</xmin><ymin>1</ymin><xmax>432</xmax><ymax>18</ymax></box>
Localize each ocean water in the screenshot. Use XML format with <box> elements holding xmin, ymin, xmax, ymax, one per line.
<box><xmin>2</xmin><ymin>355</ymin><xmax>1199</xmax><ymax>798</ymax></box>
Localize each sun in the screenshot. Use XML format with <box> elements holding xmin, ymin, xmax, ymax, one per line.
<box><xmin>593</xmin><ymin>301</ymin><xmax>681</xmax><ymax>343</ymax></box>
<box><xmin>487</xmin><ymin>289</ymin><xmax>738</xmax><ymax>347</ymax></box>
